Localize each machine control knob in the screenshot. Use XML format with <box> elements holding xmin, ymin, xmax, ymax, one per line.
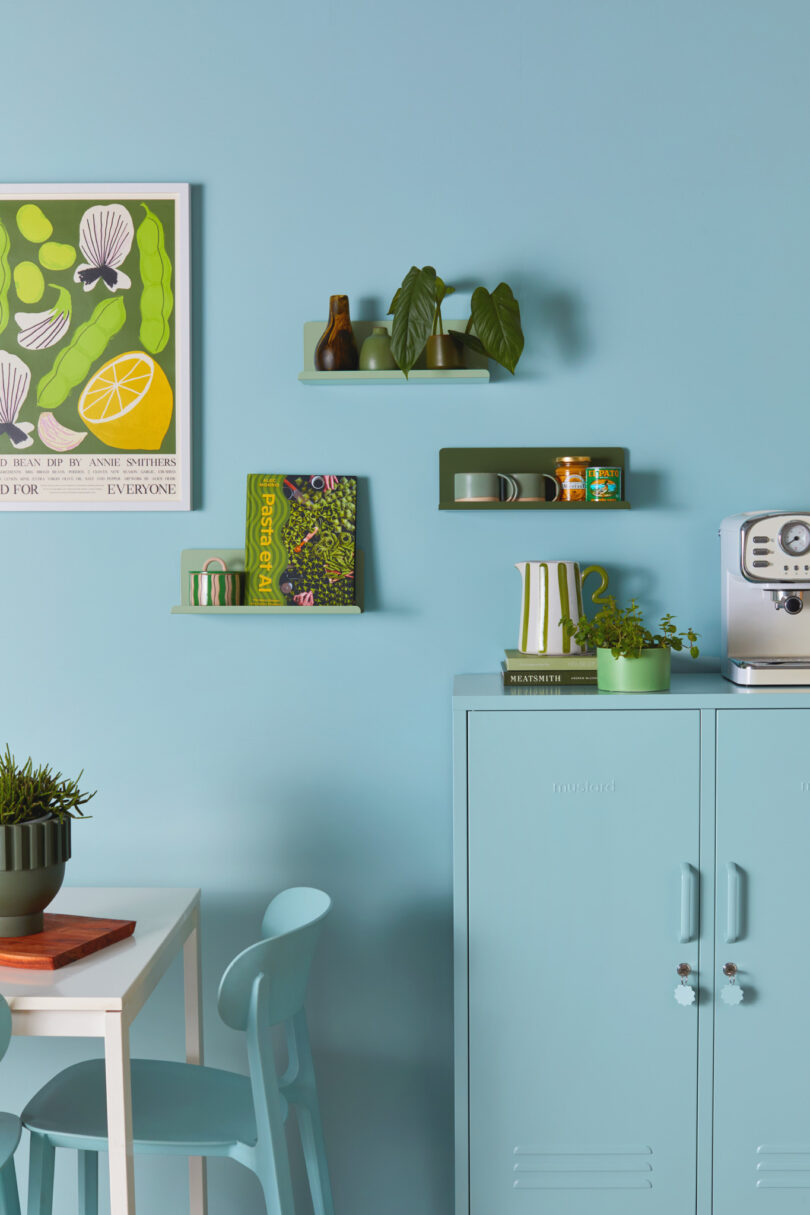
<box><xmin>753</xmin><ymin>548</ymin><xmax>770</xmax><ymax>556</ymax></box>
<box><xmin>753</xmin><ymin>560</ymin><xmax>770</xmax><ymax>567</ymax></box>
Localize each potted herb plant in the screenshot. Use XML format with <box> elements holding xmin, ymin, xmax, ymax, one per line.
<box><xmin>0</xmin><ymin>748</ymin><xmax>95</xmax><ymax>936</ymax></box>
<box><xmin>388</xmin><ymin>265</ymin><xmax>524</xmax><ymax>376</ymax></box>
<box><xmin>561</xmin><ymin>597</ymin><xmax>700</xmax><ymax>692</ymax></box>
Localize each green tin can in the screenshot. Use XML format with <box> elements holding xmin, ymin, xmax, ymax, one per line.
<box><xmin>585</xmin><ymin>467</ymin><xmax>622</xmax><ymax>502</ymax></box>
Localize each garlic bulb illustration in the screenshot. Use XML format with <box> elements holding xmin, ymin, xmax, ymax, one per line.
<box><xmin>15</xmin><ymin>284</ymin><xmax>72</xmax><ymax>350</ymax></box>
<box><xmin>0</xmin><ymin>352</ymin><xmax>34</xmax><ymax>448</ymax></box>
<box><xmin>74</xmin><ymin>204</ymin><xmax>133</xmax><ymax>292</ymax></box>
<box><xmin>37</xmin><ymin>411</ymin><xmax>86</xmax><ymax>452</ymax></box>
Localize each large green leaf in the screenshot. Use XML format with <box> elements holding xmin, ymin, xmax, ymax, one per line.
<box><xmin>469</xmin><ymin>282</ymin><xmax>524</xmax><ymax>373</ymax></box>
<box><xmin>388</xmin><ymin>266</ymin><xmax>437</xmax><ymax>376</ymax></box>
<box><xmin>449</xmin><ymin>329</ymin><xmax>488</xmax><ymax>358</ymax></box>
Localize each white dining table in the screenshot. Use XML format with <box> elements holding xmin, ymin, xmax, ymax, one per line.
<box><xmin>0</xmin><ymin>887</ymin><xmax>207</xmax><ymax>1215</ymax></box>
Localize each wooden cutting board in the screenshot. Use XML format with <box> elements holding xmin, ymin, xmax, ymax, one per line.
<box><xmin>0</xmin><ymin>914</ymin><xmax>136</xmax><ymax>969</ymax></box>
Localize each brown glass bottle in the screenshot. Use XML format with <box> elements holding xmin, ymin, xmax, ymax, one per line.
<box><xmin>314</xmin><ymin>295</ymin><xmax>359</xmax><ymax>371</ymax></box>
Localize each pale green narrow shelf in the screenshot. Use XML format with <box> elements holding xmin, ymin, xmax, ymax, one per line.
<box><xmin>298</xmin><ymin>320</ymin><xmax>490</xmax><ymax>383</ymax></box>
<box><xmin>172</xmin><ymin>550</ymin><xmax>364</xmax><ymax>615</ymax></box>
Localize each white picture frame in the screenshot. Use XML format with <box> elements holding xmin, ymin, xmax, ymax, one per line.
<box><xmin>0</xmin><ymin>182</ymin><xmax>191</xmax><ymax>510</ymax></box>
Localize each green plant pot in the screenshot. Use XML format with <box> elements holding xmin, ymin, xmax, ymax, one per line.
<box><xmin>596</xmin><ymin>647</ymin><xmax>671</xmax><ymax>693</ymax></box>
<box><xmin>426</xmin><ymin>334</ymin><xmax>462</xmax><ymax>370</ymax></box>
<box><xmin>0</xmin><ymin>815</ymin><xmax>71</xmax><ymax>935</ymax></box>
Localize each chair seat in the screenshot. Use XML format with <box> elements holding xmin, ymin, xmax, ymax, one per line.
<box><xmin>0</xmin><ymin>1112</ymin><xmax>20</xmax><ymax>1167</ymax></box>
<box><xmin>23</xmin><ymin>1059</ymin><xmax>260</xmax><ymax>1155</ymax></box>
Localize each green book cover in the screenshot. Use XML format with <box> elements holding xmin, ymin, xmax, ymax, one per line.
<box><xmin>501</xmin><ymin>663</ymin><xmax>597</xmax><ymax>685</ymax></box>
<box><xmin>245</xmin><ymin>474</ymin><xmax>357</xmax><ymax>606</ymax></box>
<box><xmin>504</xmin><ymin>649</ymin><xmax>597</xmax><ymax>671</ymax></box>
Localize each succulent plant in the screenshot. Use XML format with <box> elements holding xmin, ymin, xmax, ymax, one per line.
<box><xmin>0</xmin><ymin>747</ymin><xmax>95</xmax><ymax>826</ymax></box>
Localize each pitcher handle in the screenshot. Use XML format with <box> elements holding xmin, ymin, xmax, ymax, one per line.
<box><xmin>581</xmin><ymin>564</ymin><xmax>609</xmax><ymax>603</ymax></box>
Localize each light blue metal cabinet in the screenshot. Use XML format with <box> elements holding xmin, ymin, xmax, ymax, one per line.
<box><xmin>453</xmin><ymin>676</ymin><xmax>810</xmax><ymax>1215</ymax></box>
<box><xmin>466</xmin><ymin>710</ymin><xmax>701</xmax><ymax>1215</ymax></box>
<box><xmin>714</xmin><ymin>709</ymin><xmax>810</xmax><ymax>1211</ymax></box>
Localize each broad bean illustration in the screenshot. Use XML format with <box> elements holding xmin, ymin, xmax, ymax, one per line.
<box><xmin>16</xmin><ymin>204</ymin><xmax>52</xmax><ymax>244</ymax></box>
<box><xmin>136</xmin><ymin>204</ymin><xmax>173</xmax><ymax>354</ymax></box>
<box><xmin>39</xmin><ymin>242</ymin><xmax>76</xmax><ymax>272</ymax></box>
<box><xmin>0</xmin><ymin>220</ymin><xmax>9</xmax><ymax>334</ymax></box>
<box><xmin>37</xmin><ymin>295</ymin><xmax>126</xmax><ymax>410</ymax></box>
<box><xmin>14</xmin><ymin>261</ymin><xmax>44</xmax><ymax>305</ymax></box>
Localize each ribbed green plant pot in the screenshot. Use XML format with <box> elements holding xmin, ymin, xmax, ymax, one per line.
<box><xmin>597</xmin><ymin>647</ymin><xmax>671</xmax><ymax>693</ymax></box>
<box><xmin>0</xmin><ymin>815</ymin><xmax>70</xmax><ymax>936</ymax></box>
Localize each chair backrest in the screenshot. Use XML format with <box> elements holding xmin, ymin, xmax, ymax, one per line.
<box><xmin>0</xmin><ymin>996</ymin><xmax>11</xmax><ymax>1064</ymax></box>
<box><xmin>217</xmin><ymin>887</ymin><xmax>331</xmax><ymax>1031</ymax></box>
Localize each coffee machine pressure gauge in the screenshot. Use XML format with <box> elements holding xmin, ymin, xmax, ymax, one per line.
<box><xmin>780</xmin><ymin>521</ymin><xmax>810</xmax><ymax>556</ymax></box>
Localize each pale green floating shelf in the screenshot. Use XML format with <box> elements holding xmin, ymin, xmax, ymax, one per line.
<box><xmin>172</xmin><ymin>549</ymin><xmax>363</xmax><ymax>615</ymax></box>
<box><xmin>298</xmin><ymin>320</ymin><xmax>490</xmax><ymax>383</ymax></box>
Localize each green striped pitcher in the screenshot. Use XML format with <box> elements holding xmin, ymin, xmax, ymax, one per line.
<box><xmin>515</xmin><ymin>560</ymin><xmax>609</xmax><ymax>655</ymax></box>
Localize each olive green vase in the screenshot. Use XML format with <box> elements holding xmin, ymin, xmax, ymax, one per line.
<box><xmin>0</xmin><ymin>815</ymin><xmax>71</xmax><ymax>936</ymax></box>
<box><xmin>596</xmin><ymin>647</ymin><xmax>671</xmax><ymax>693</ymax></box>
<box><xmin>359</xmin><ymin>326</ymin><xmax>397</xmax><ymax>371</ymax></box>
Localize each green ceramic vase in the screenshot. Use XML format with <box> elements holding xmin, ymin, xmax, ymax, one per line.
<box><xmin>596</xmin><ymin>647</ymin><xmax>671</xmax><ymax>693</ymax></box>
<box><xmin>359</xmin><ymin>326</ymin><xmax>397</xmax><ymax>371</ymax></box>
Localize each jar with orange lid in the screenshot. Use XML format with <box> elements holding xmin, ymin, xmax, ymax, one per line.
<box><xmin>555</xmin><ymin>455</ymin><xmax>591</xmax><ymax>502</ymax></box>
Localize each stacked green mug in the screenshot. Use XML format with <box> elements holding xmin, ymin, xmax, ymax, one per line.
<box><xmin>189</xmin><ymin>557</ymin><xmax>244</xmax><ymax>606</ymax></box>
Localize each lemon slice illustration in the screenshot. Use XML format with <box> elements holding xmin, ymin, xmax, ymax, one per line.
<box><xmin>77</xmin><ymin>351</ymin><xmax>172</xmax><ymax>450</ymax></box>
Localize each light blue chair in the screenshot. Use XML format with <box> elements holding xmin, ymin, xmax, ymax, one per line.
<box><xmin>22</xmin><ymin>887</ymin><xmax>334</xmax><ymax>1215</ymax></box>
<box><xmin>0</xmin><ymin>996</ymin><xmax>21</xmax><ymax>1215</ymax></box>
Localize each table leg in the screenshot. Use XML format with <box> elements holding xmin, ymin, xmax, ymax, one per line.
<box><xmin>184</xmin><ymin>906</ymin><xmax>208</xmax><ymax>1215</ymax></box>
<box><xmin>104</xmin><ymin>1011</ymin><xmax>135</xmax><ymax>1215</ymax></box>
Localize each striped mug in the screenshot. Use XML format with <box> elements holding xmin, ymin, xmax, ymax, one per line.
<box><xmin>515</xmin><ymin>560</ymin><xmax>609</xmax><ymax>655</ymax></box>
<box><xmin>189</xmin><ymin>557</ymin><xmax>244</xmax><ymax>607</ymax></box>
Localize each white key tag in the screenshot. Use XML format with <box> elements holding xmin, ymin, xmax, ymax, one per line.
<box><xmin>675</xmin><ymin>962</ymin><xmax>696</xmax><ymax>1005</ymax></box>
<box><xmin>721</xmin><ymin>962</ymin><xmax>744</xmax><ymax>1005</ymax></box>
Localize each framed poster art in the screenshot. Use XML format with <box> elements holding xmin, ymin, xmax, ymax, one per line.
<box><xmin>0</xmin><ymin>183</ymin><xmax>190</xmax><ymax>510</ymax></box>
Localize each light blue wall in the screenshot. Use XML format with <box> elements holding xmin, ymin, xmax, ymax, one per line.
<box><xmin>3</xmin><ymin>1</ymin><xmax>810</xmax><ymax>1210</ymax></box>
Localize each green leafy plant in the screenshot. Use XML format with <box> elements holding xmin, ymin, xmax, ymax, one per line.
<box><xmin>560</xmin><ymin>596</ymin><xmax>700</xmax><ymax>660</ymax></box>
<box><xmin>0</xmin><ymin>747</ymin><xmax>95</xmax><ymax>826</ymax></box>
<box><xmin>387</xmin><ymin>265</ymin><xmax>524</xmax><ymax>376</ymax></box>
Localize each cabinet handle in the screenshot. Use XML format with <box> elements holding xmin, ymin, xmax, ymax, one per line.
<box><xmin>726</xmin><ymin>862</ymin><xmax>742</xmax><ymax>943</ymax></box>
<box><xmin>680</xmin><ymin>863</ymin><xmax>698</xmax><ymax>943</ymax></box>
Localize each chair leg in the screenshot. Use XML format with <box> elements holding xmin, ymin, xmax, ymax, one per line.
<box><xmin>256</xmin><ymin>1163</ymin><xmax>294</xmax><ymax>1215</ymax></box>
<box><xmin>254</xmin><ymin>1096</ymin><xmax>296</xmax><ymax>1215</ymax></box>
<box><xmin>0</xmin><ymin>1158</ymin><xmax>21</xmax><ymax>1215</ymax></box>
<box><xmin>288</xmin><ymin>1013</ymin><xmax>334</xmax><ymax>1215</ymax></box>
<box><xmin>296</xmin><ymin>1103</ymin><xmax>334</xmax><ymax>1215</ymax></box>
<box><xmin>77</xmin><ymin>1151</ymin><xmax>98</xmax><ymax>1215</ymax></box>
<box><xmin>26</xmin><ymin>1136</ymin><xmax>54</xmax><ymax>1215</ymax></box>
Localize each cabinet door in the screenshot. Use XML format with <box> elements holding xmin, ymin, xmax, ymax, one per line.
<box><xmin>467</xmin><ymin>709</ymin><xmax>701</xmax><ymax>1215</ymax></box>
<box><xmin>715</xmin><ymin>709</ymin><xmax>810</xmax><ymax>1212</ymax></box>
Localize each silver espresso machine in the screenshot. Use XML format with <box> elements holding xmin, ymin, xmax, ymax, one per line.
<box><xmin>721</xmin><ymin>511</ymin><xmax>810</xmax><ymax>685</ymax></box>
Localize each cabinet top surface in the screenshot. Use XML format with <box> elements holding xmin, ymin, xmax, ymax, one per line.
<box><xmin>453</xmin><ymin>671</ymin><xmax>810</xmax><ymax>709</ymax></box>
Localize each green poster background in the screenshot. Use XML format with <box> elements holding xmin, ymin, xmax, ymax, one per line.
<box><xmin>0</xmin><ymin>197</ymin><xmax>176</xmax><ymax>456</ymax></box>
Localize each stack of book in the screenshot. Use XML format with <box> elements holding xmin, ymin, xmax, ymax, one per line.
<box><xmin>501</xmin><ymin>649</ymin><xmax>597</xmax><ymax>686</ymax></box>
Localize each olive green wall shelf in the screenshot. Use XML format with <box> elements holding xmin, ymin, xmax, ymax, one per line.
<box><xmin>439</xmin><ymin>447</ymin><xmax>630</xmax><ymax>509</ymax></box>
<box><xmin>172</xmin><ymin>550</ymin><xmax>364</xmax><ymax>614</ymax></box>
<box><xmin>299</xmin><ymin>321</ymin><xmax>490</xmax><ymax>383</ymax></box>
